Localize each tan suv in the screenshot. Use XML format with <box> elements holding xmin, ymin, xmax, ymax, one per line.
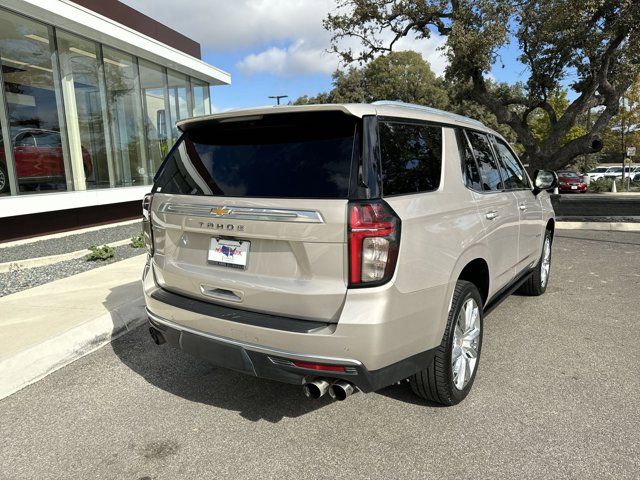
<box><xmin>142</xmin><ymin>102</ymin><xmax>557</xmax><ymax>405</ymax></box>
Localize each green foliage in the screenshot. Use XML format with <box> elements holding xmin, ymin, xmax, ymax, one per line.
<box><xmin>87</xmin><ymin>244</ymin><xmax>116</xmax><ymax>261</ymax></box>
<box><xmin>587</xmin><ymin>178</ymin><xmax>614</xmax><ymax>193</ymax></box>
<box><xmin>600</xmin><ymin>75</ymin><xmax>640</xmax><ymax>161</ymax></box>
<box><xmin>529</xmin><ymin>90</ymin><xmax>586</xmax><ymax>146</ymax></box>
<box><xmin>324</xmin><ymin>0</ymin><xmax>640</xmax><ymax>170</ymax></box>
<box><xmin>130</xmin><ymin>233</ymin><xmax>145</xmax><ymax>249</ymax></box>
<box><xmin>294</xmin><ymin>51</ymin><xmax>448</xmax><ymax>109</ymax></box>
<box><xmin>588</xmin><ymin>178</ymin><xmax>640</xmax><ymax>193</ymax></box>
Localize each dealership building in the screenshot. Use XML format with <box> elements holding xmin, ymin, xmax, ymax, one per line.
<box><xmin>0</xmin><ymin>0</ymin><xmax>230</xmax><ymax>240</ymax></box>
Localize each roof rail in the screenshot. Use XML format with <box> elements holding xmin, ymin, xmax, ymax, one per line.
<box><xmin>371</xmin><ymin>100</ymin><xmax>485</xmax><ymax>128</ymax></box>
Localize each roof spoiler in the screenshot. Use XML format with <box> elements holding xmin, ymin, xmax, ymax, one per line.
<box><xmin>372</xmin><ymin>101</ymin><xmax>485</xmax><ymax>128</ymax></box>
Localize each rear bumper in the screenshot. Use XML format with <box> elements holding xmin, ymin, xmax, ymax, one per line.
<box><xmin>143</xmin><ymin>259</ymin><xmax>444</xmax><ymax>392</ymax></box>
<box><xmin>147</xmin><ymin>309</ymin><xmax>435</xmax><ymax>392</ymax></box>
<box><xmin>558</xmin><ymin>185</ymin><xmax>587</xmax><ymax>192</ymax></box>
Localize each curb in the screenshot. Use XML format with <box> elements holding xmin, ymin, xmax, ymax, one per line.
<box><xmin>0</xmin><ymin>295</ymin><xmax>145</xmax><ymax>400</ymax></box>
<box><xmin>556</xmin><ymin>221</ymin><xmax>640</xmax><ymax>232</ymax></box>
<box><xmin>0</xmin><ymin>238</ymin><xmax>134</xmax><ymax>273</ymax></box>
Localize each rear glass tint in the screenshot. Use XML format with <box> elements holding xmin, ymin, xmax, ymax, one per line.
<box><xmin>466</xmin><ymin>130</ymin><xmax>502</xmax><ymax>191</ymax></box>
<box><xmin>379</xmin><ymin>121</ymin><xmax>442</xmax><ymax>196</ymax></box>
<box><xmin>153</xmin><ymin>112</ymin><xmax>358</xmax><ymax>198</ymax></box>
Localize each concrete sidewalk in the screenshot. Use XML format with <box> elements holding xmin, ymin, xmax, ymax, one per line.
<box><xmin>0</xmin><ymin>254</ymin><xmax>147</xmax><ymax>399</ymax></box>
<box><xmin>557</xmin><ymin>220</ymin><xmax>640</xmax><ymax>231</ymax></box>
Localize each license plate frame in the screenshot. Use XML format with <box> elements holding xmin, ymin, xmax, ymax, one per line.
<box><xmin>208</xmin><ymin>238</ymin><xmax>250</xmax><ymax>269</ymax></box>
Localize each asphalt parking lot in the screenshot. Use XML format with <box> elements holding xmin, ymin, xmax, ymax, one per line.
<box><xmin>1</xmin><ymin>229</ymin><xmax>639</xmax><ymax>480</ymax></box>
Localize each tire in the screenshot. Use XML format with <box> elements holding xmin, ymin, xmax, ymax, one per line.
<box><xmin>0</xmin><ymin>164</ymin><xmax>8</xmax><ymax>194</ymax></box>
<box><xmin>517</xmin><ymin>229</ymin><xmax>552</xmax><ymax>296</ymax></box>
<box><xmin>410</xmin><ymin>280</ymin><xmax>483</xmax><ymax>406</ymax></box>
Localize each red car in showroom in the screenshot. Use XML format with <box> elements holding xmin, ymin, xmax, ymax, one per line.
<box><xmin>0</xmin><ymin>128</ymin><xmax>93</xmax><ymax>193</ymax></box>
<box><xmin>557</xmin><ymin>170</ymin><xmax>587</xmax><ymax>193</ymax></box>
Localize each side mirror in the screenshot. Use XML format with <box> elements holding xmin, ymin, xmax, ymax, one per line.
<box><xmin>533</xmin><ymin>169</ymin><xmax>558</xmax><ymax>195</ymax></box>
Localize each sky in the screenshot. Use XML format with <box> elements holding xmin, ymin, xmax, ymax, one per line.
<box><xmin>120</xmin><ymin>0</ymin><xmax>529</xmax><ymax>112</ymax></box>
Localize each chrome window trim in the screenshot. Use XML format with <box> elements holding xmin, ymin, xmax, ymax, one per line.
<box><xmin>157</xmin><ymin>202</ymin><xmax>325</xmax><ymax>223</ymax></box>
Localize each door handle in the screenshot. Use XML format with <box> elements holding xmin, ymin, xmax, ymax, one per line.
<box><xmin>486</xmin><ymin>211</ymin><xmax>499</xmax><ymax>220</ymax></box>
<box><xmin>519</xmin><ymin>203</ymin><xmax>527</xmax><ymax>211</ymax></box>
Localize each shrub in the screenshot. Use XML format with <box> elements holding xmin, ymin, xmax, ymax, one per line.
<box><xmin>130</xmin><ymin>233</ymin><xmax>144</xmax><ymax>249</ymax></box>
<box><xmin>587</xmin><ymin>178</ymin><xmax>613</xmax><ymax>193</ymax></box>
<box><xmin>588</xmin><ymin>178</ymin><xmax>640</xmax><ymax>193</ymax></box>
<box><xmin>87</xmin><ymin>244</ymin><xmax>116</xmax><ymax>261</ymax></box>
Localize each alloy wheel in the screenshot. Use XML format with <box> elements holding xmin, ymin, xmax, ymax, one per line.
<box><xmin>540</xmin><ymin>237</ymin><xmax>551</xmax><ymax>288</ymax></box>
<box><xmin>451</xmin><ymin>297</ymin><xmax>481</xmax><ymax>390</ymax></box>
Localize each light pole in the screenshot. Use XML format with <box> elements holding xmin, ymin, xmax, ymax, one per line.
<box><xmin>268</xmin><ymin>95</ymin><xmax>288</xmax><ymax>105</ymax></box>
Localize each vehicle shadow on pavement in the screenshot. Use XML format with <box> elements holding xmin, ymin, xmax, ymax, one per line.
<box><xmin>108</xmin><ymin>307</ymin><xmax>332</xmax><ymax>423</ymax></box>
<box><xmin>375</xmin><ymin>383</ymin><xmax>447</xmax><ymax>407</ymax></box>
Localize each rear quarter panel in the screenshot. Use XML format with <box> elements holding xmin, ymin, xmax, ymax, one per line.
<box><xmin>383</xmin><ymin>127</ymin><xmax>488</xmax><ymax>351</ymax></box>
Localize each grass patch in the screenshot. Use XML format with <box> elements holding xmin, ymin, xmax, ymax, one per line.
<box><xmin>130</xmin><ymin>233</ymin><xmax>145</xmax><ymax>249</ymax></box>
<box><xmin>87</xmin><ymin>245</ymin><xmax>116</xmax><ymax>261</ymax></box>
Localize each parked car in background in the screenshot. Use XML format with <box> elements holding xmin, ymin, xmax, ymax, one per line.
<box><xmin>587</xmin><ymin>166</ymin><xmax>618</xmax><ymax>181</ymax></box>
<box><xmin>603</xmin><ymin>166</ymin><xmax>638</xmax><ymax>179</ymax></box>
<box><xmin>143</xmin><ymin>102</ymin><xmax>557</xmax><ymax>406</ymax></box>
<box><xmin>557</xmin><ymin>170</ymin><xmax>587</xmax><ymax>193</ymax></box>
<box><xmin>628</xmin><ymin>166</ymin><xmax>640</xmax><ymax>179</ymax></box>
<box><xmin>0</xmin><ymin>128</ymin><xmax>93</xmax><ymax>193</ymax></box>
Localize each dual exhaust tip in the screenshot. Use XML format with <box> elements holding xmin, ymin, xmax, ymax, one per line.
<box><xmin>303</xmin><ymin>378</ymin><xmax>355</xmax><ymax>401</ymax></box>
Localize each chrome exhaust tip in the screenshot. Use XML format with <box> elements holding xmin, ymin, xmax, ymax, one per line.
<box><xmin>328</xmin><ymin>380</ymin><xmax>355</xmax><ymax>401</ymax></box>
<box><xmin>302</xmin><ymin>379</ymin><xmax>330</xmax><ymax>399</ymax></box>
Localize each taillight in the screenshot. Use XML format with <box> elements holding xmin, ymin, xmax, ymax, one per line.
<box><xmin>348</xmin><ymin>200</ymin><xmax>400</xmax><ymax>287</ymax></box>
<box><xmin>142</xmin><ymin>193</ymin><xmax>154</xmax><ymax>256</ymax></box>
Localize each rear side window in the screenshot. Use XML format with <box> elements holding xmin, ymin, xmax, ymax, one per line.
<box><xmin>466</xmin><ymin>130</ymin><xmax>502</xmax><ymax>191</ymax></box>
<box><xmin>153</xmin><ymin>112</ymin><xmax>358</xmax><ymax>198</ymax></box>
<box><xmin>458</xmin><ymin>129</ymin><xmax>482</xmax><ymax>191</ymax></box>
<box><xmin>379</xmin><ymin>121</ymin><xmax>442</xmax><ymax>196</ymax></box>
<box><xmin>491</xmin><ymin>136</ymin><xmax>529</xmax><ymax>189</ymax></box>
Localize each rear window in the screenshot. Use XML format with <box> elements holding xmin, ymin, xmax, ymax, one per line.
<box><xmin>153</xmin><ymin>112</ymin><xmax>358</xmax><ymax>198</ymax></box>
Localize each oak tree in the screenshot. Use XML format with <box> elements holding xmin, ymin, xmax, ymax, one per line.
<box><xmin>324</xmin><ymin>0</ymin><xmax>640</xmax><ymax>170</ymax></box>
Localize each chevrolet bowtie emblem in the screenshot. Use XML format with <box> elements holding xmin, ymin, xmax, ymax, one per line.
<box><xmin>211</xmin><ymin>207</ymin><xmax>232</xmax><ymax>216</ymax></box>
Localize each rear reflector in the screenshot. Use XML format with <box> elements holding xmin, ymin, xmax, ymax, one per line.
<box><xmin>292</xmin><ymin>361</ymin><xmax>346</xmax><ymax>372</ymax></box>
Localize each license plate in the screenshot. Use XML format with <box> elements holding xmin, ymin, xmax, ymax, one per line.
<box><xmin>208</xmin><ymin>238</ymin><xmax>250</xmax><ymax>269</ymax></box>
<box><xmin>571</xmin><ymin>186</ymin><xmax>578</xmax><ymax>190</ymax></box>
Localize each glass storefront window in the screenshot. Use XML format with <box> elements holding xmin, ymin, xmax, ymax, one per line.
<box><xmin>57</xmin><ymin>31</ymin><xmax>111</xmax><ymax>190</ymax></box>
<box><xmin>190</xmin><ymin>77</ymin><xmax>211</xmax><ymax>117</ymax></box>
<box><xmin>0</xmin><ymin>7</ymin><xmax>219</xmax><ymax>196</ymax></box>
<box><xmin>167</xmin><ymin>69</ymin><xmax>189</xmax><ymax>140</ymax></box>
<box><xmin>102</xmin><ymin>46</ymin><xmax>147</xmax><ymax>186</ymax></box>
<box><xmin>139</xmin><ymin>59</ymin><xmax>169</xmax><ymax>173</ymax></box>
<box><xmin>0</xmin><ymin>9</ymin><xmax>69</xmax><ymax>194</ymax></box>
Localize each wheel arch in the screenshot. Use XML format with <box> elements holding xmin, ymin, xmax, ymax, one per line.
<box><xmin>444</xmin><ymin>244</ymin><xmax>492</xmax><ymax>315</ymax></box>
<box><xmin>457</xmin><ymin>258</ymin><xmax>490</xmax><ymax>306</ymax></box>
<box><xmin>546</xmin><ymin>218</ymin><xmax>555</xmax><ymax>242</ymax></box>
